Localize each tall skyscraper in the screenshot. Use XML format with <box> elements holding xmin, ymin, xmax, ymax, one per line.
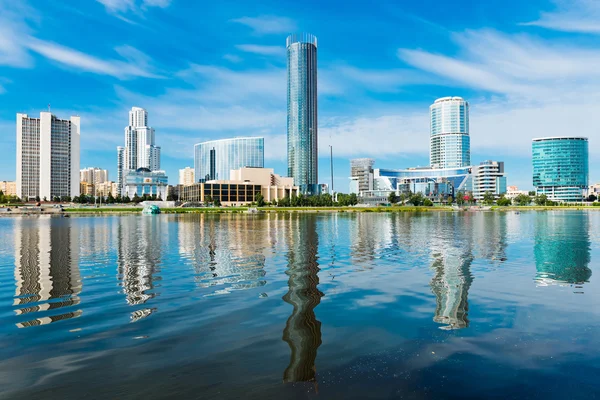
<box><xmin>117</xmin><ymin>107</ymin><xmax>163</xmax><ymax>194</ymax></box>
<box><xmin>287</xmin><ymin>33</ymin><xmax>318</xmax><ymax>194</ymax></box>
<box><xmin>16</xmin><ymin>112</ymin><xmax>80</xmax><ymax>200</ymax></box>
<box><xmin>532</xmin><ymin>137</ymin><xmax>588</xmax><ymax>202</ymax></box>
<box><xmin>194</xmin><ymin>137</ymin><xmax>264</xmax><ymax>182</ymax></box>
<box><xmin>430</xmin><ymin>97</ymin><xmax>470</xmax><ymax>169</ymax></box>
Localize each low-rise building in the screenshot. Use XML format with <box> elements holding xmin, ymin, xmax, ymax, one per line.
<box><xmin>122</xmin><ymin>168</ymin><xmax>168</xmax><ymax>199</ymax></box>
<box><xmin>80</xmin><ymin>182</ymin><xmax>94</xmax><ymax>196</ymax></box>
<box><xmin>96</xmin><ymin>181</ymin><xmax>118</xmax><ymax>197</ymax></box>
<box><xmin>0</xmin><ymin>181</ymin><xmax>17</xmax><ymax>197</ymax></box>
<box><xmin>505</xmin><ymin>186</ymin><xmax>529</xmax><ymax>199</ymax></box>
<box><xmin>181</xmin><ymin>167</ymin><xmax>299</xmax><ymax>205</ymax></box>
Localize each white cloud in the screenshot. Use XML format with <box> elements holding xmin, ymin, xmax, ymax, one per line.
<box><xmin>523</xmin><ymin>0</ymin><xmax>600</xmax><ymax>34</ymax></box>
<box><xmin>0</xmin><ymin>1</ymin><xmax>35</xmax><ymax>67</ymax></box>
<box><xmin>97</xmin><ymin>0</ymin><xmax>172</xmax><ymax>13</ymax></box>
<box><xmin>235</xmin><ymin>44</ymin><xmax>285</xmax><ymax>56</ymax></box>
<box><xmin>25</xmin><ymin>39</ymin><xmax>162</xmax><ymax>79</ymax></box>
<box><xmin>223</xmin><ymin>54</ymin><xmax>243</xmax><ymax>63</ymax></box>
<box><xmin>231</xmin><ymin>15</ymin><xmax>296</xmax><ymax>35</ymax></box>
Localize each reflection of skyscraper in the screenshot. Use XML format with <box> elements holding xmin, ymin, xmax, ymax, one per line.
<box><xmin>282</xmin><ymin>214</ymin><xmax>323</xmax><ymax>383</ymax></box>
<box><xmin>13</xmin><ymin>217</ymin><xmax>82</xmax><ymax>328</ymax></box>
<box><xmin>177</xmin><ymin>214</ymin><xmax>267</xmax><ymax>294</ymax></box>
<box><xmin>534</xmin><ymin>212</ymin><xmax>591</xmax><ymax>286</ymax></box>
<box><xmin>116</xmin><ymin>216</ymin><xmax>164</xmax><ymax>307</ymax></box>
<box><xmin>429</xmin><ymin>214</ymin><xmax>474</xmax><ymax>330</ymax></box>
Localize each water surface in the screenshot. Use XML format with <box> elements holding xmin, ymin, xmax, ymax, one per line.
<box><xmin>0</xmin><ymin>212</ymin><xmax>599</xmax><ymax>399</ymax></box>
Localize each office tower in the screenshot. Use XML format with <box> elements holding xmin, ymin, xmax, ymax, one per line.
<box><xmin>179</xmin><ymin>167</ymin><xmax>195</xmax><ymax>186</ymax></box>
<box><xmin>430</xmin><ymin>97</ymin><xmax>470</xmax><ymax>169</ymax></box>
<box><xmin>472</xmin><ymin>161</ymin><xmax>507</xmax><ymax>200</ymax></box>
<box><xmin>194</xmin><ymin>137</ymin><xmax>264</xmax><ymax>182</ymax></box>
<box><xmin>532</xmin><ymin>137</ymin><xmax>588</xmax><ymax>202</ymax></box>
<box><xmin>117</xmin><ymin>146</ymin><xmax>124</xmax><ymax>195</ymax></box>
<box><xmin>16</xmin><ymin>112</ymin><xmax>80</xmax><ymax>200</ymax></box>
<box><xmin>350</xmin><ymin>158</ymin><xmax>374</xmax><ymax>193</ymax></box>
<box><xmin>287</xmin><ymin>33</ymin><xmax>318</xmax><ymax>194</ymax></box>
<box><xmin>117</xmin><ymin>107</ymin><xmax>164</xmax><ymax>194</ymax></box>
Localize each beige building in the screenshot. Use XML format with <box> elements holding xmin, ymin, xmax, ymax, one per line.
<box><xmin>179</xmin><ymin>167</ymin><xmax>195</xmax><ymax>186</ymax></box>
<box><xmin>0</xmin><ymin>181</ymin><xmax>17</xmax><ymax>196</ymax></box>
<box><xmin>181</xmin><ymin>167</ymin><xmax>299</xmax><ymax>205</ymax></box>
<box><xmin>230</xmin><ymin>167</ymin><xmax>298</xmax><ymax>203</ymax></box>
<box><xmin>80</xmin><ymin>182</ymin><xmax>94</xmax><ymax>196</ymax></box>
<box><xmin>96</xmin><ymin>181</ymin><xmax>118</xmax><ymax>197</ymax></box>
<box><xmin>505</xmin><ymin>185</ymin><xmax>529</xmax><ymax>199</ymax></box>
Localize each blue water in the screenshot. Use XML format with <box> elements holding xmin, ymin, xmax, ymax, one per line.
<box><xmin>0</xmin><ymin>212</ymin><xmax>599</xmax><ymax>399</ymax></box>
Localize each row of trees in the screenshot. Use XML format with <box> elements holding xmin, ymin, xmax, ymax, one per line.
<box><xmin>0</xmin><ymin>191</ymin><xmax>20</xmax><ymax>204</ymax></box>
<box><xmin>388</xmin><ymin>192</ymin><xmax>434</xmax><ymax>206</ymax></box>
<box><xmin>72</xmin><ymin>193</ymin><xmax>162</xmax><ymax>204</ymax></box>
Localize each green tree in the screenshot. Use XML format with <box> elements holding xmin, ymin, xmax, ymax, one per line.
<box><xmin>123</xmin><ymin>195</ymin><xmax>131</xmax><ymax>203</ymax></box>
<box><xmin>213</xmin><ymin>198</ymin><xmax>221</xmax><ymax>207</ymax></box>
<box><xmin>42</xmin><ymin>196</ymin><xmax>47</xmax><ymax>202</ymax></box>
<box><xmin>204</xmin><ymin>195</ymin><xmax>212</xmax><ymax>205</ymax></box>
<box><xmin>255</xmin><ymin>192</ymin><xmax>266</xmax><ymax>207</ymax></box>
<box><xmin>528</xmin><ymin>191</ymin><xmax>536</xmax><ymax>196</ymax></box>
<box><xmin>388</xmin><ymin>192</ymin><xmax>399</xmax><ymax>204</ymax></box>
<box><xmin>132</xmin><ymin>193</ymin><xmax>141</xmax><ymax>203</ymax></box>
<box><xmin>456</xmin><ymin>192</ymin><xmax>465</xmax><ymax>206</ymax></box>
<box><xmin>482</xmin><ymin>191</ymin><xmax>495</xmax><ymax>206</ymax></box>
<box><xmin>423</xmin><ymin>198</ymin><xmax>434</xmax><ymax>206</ymax></box>
<box><xmin>587</xmin><ymin>194</ymin><xmax>597</xmax><ymax>202</ymax></box>
<box><xmin>497</xmin><ymin>196</ymin><xmax>512</xmax><ymax>206</ymax></box>
<box><xmin>534</xmin><ymin>194</ymin><xmax>548</xmax><ymax>206</ymax></box>
<box><xmin>35</xmin><ymin>196</ymin><xmax>40</xmax><ymax>202</ymax></box>
<box><xmin>408</xmin><ymin>192</ymin><xmax>425</xmax><ymax>206</ymax></box>
<box><xmin>514</xmin><ymin>193</ymin><xmax>531</xmax><ymax>206</ymax></box>
<box><xmin>107</xmin><ymin>193</ymin><xmax>115</xmax><ymax>204</ymax></box>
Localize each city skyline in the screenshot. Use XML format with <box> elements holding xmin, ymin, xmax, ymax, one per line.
<box><xmin>2</xmin><ymin>1</ymin><xmax>600</xmax><ymax>191</ymax></box>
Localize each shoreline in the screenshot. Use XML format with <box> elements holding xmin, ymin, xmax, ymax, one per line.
<box><xmin>2</xmin><ymin>205</ymin><xmax>600</xmax><ymax>216</ymax></box>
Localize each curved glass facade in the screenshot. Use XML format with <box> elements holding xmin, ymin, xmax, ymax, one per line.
<box><xmin>532</xmin><ymin>137</ymin><xmax>588</xmax><ymax>202</ymax></box>
<box><xmin>194</xmin><ymin>137</ymin><xmax>264</xmax><ymax>182</ymax></box>
<box><xmin>287</xmin><ymin>33</ymin><xmax>318</xmax><ymax>194</ymax></box>
<box><xmin>430</xmin><ymin>97</ymin><xmax>470</xmax><ymax>168</ymax></box>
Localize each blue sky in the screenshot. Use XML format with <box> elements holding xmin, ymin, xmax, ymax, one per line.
<box><xmin>1</xmin><ymin>0</ymin><xmax>599</xmax><ymax>191</ymax></box>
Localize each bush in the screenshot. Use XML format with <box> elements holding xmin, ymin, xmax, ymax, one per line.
<box><xmin>423</xmin><ymin>199</ymin><xmax>433</xmax><ymax>206</ymax></box>
<box><xmin>593</xmin><ymin>202</ymin><xmax>600</xmax><ymax>207</ymax></box>
<box><xmin>497</xmin><ymin>197</ymin><xmax>512</xmax><ymax>207</ymax></box>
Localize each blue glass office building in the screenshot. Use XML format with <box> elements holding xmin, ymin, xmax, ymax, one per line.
<box><xmin>430</xmin><ymin>97</ymin><xmax>470</xmax><ymax>169</ymax></box>
<box><xmin>194</xmin><ymin>137</ymin><xmax>264</xmax><ymax>182</ymax></box>
<box><xmin>532</xmin><ymin>137</ymin><xmax>588</xmax><ymax>202</ymax></box>
<box><xmin>287</xmin><ymin>33</ymin><xmax>318</xmax><ymax>194</ymax></box>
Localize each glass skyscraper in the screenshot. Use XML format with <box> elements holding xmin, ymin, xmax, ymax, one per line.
<box><xmin>532</xmin><ymin>137</ymin><xmax>588</xmax><ymax>202</ymax></box>
<box><xmin>430</xmin><ymin>97</ymin><xmax>470</xmax><ymax>169</ymax></box>
<box><xmin>194</xmin><ymin>137</ymin><xmax>264</xmax><ymax>182</ymax></box>
<box><xmin>287</xmin><ymin>33</ymin><xmax>318</xmax><ymax>194</ymax></box>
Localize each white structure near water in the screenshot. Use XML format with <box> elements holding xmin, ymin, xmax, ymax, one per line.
<box><xmin>16</xmin><ymin>112</ymin><xmax>80</xmax><ymax>201</ymax></box>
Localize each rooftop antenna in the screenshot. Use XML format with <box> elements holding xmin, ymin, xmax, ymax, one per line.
<box><xmin>47</xmin><ymin>103</ymin><xmax>51</xmax><ymax>112</ymax></box>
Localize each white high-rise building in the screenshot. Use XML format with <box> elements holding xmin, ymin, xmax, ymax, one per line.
<box><xmin>430</xmin><ymin>97</ymin><xmax>470</xmax><ymax>169</ymax></box>
<box><xmin>117</xmin><ymin>107</ymin><xmax>164</xmax><ymax>194</ymax></box>
<box><xmin>179</xmin><ymin>167</ymin><xmax>195</xmax><ymax>186</ymax></box>
<box><xmin>16</xmin><ymin>112</ymin><xmax>80</xmax><ymax>201</ymax></box>
<box><xmin>472</xmin><ymin>161</ymin><xmax>507</xmax><ymax>200</ymax></box>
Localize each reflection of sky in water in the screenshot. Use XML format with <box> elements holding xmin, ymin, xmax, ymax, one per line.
<box><xmin>0</xmin><ymin>212</ymin><xmax>598</xmax><ymax>399</ymax></box>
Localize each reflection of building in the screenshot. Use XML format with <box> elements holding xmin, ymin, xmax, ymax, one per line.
<box><xmin>287</xmin><ymin>33</ymin><xmax>318</xmax><ymax>195</ymax></box>
<box><xmin>429</xmin><ymin>214</ymin><xmax>474</xmax><ymax>330</ymax></box>
<box><xmin>194</xmin><ymin>137</ymin><xmax>264</xmax><ymax>182</ymax></box>
<box><xmin>16</xmin><ymin>112</ymin><xmax>81</xmax><ymax>200</ymax></box>
<box><xmin>472</xmin><ymin>160</ymin><xmax>507</xmax><ymax>200</ymax></box>
<box><xmin>534</xmin><ymin>212</ymin><xmax>591</xmax><ymax>286</ymax></box>
<box><xmin>116</xmin><ymin>216</ymin><xmax>164</xmax><ymax>307</ymax></box>
<box><xmin>532</xmin><ymin>137</ymin><xmax>588</xmax><ymax>202</ymax></box>
<box><xmin>122</xmin><ymin>168</ymin><xmax>168</xmax><ymax>199</ymax></box>
<box><xmin>179</xmin><ymin>167</ymin><xmax>195</xmax><ymax>186</ymax></box>
<box><xmin>350</xmin><ymin>158</ymin><xmax>374</xmax><ymax>194</ymax></box>
<box><xmin>13</xmin><ymin>217</ymin><xmax>82</xmax><ymax>328</ymax></box>
<box><xmin>282</xmin><ymin>214</ymin><xmax>322</xmax><ymax>383</ymax></box>
<box><xmin>430</xmin><ymin>97</ymin><xmax>470</xmax><ymax>169</ymax></box>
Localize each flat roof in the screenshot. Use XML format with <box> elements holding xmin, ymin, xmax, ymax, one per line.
<box><xmin>532</xmin><ymin>136</ymin><xmax>588</xmax><ymax>141</ymax></box>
